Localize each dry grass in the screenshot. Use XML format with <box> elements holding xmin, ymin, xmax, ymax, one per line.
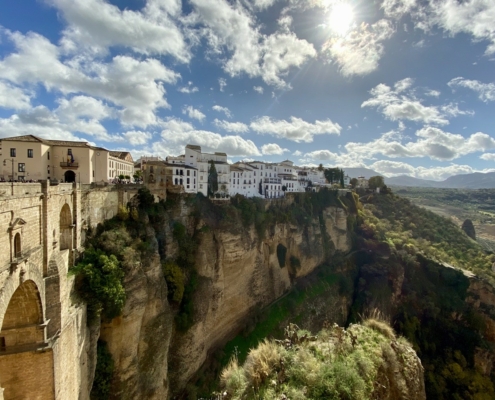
<box><xmin>220</xmin><ymin>357</ymin><xmax>247</xmax><ymax>396</ymax></box>
<box><xmin>243</xmin><ymin>339</ymin><xmax>282</xmax><ymax>387</ymax></box>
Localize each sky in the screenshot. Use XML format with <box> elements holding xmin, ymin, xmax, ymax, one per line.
<box><xmin>0</xmin><ymin>0</ymin><xmax>494</xmax><ymax>181</ymax></box>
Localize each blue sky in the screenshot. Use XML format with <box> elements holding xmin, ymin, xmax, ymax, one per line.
<box><xmin>0</xmin><ymin>0</ymin><xmax>494</xmax><ymax>180</ymax></box>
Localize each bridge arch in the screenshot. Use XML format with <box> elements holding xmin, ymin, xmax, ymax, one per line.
<box><xmin>0</xmin><ymin>280</ymin><xmax>44</xmax><ymax>351</ymax></box>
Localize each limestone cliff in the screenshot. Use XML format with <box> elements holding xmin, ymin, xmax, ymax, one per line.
<box><xmin>167</xmin><ymin>204</ymin><xmax>350</xmax><ymax>392</ymax></box>
<box><xmin>99</xmin><ymin>245</ymin><xmax>173</xmax><ymax>400</ymax></box>
<box><xmin>96</xmin><ymin>195</ymin><xmax>351</xmax><ymax>398</ymax></box>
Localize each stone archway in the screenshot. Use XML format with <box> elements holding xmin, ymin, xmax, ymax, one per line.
<box><xmin>0</xmin><ymin>280</ymin><xmax>44</xmax><ymax>351</ymax></box>
<box><xmin>0</xmin><ymin>280</ymin><xmax>54</xmax><ymax>400</ymax></box>
<box><xmin>59</xmin><ymin>204</ymin><xmax>72</xmax><ymax>251</ymax></box>
<box><xmin>64</xmin><ymin>170</ymin><xmax>76</xmax><ymax>183</ymax></box>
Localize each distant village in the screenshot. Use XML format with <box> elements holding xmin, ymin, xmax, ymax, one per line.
<box><xmin>0</xmin><ymin>135</ymin><xmax>371</xmax><ymax>198</ymax></box>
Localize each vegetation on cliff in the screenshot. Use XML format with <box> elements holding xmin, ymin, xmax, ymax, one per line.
<box><xmin>359</xmin><ymin>192</ymin><xmax>494</xmax><ymax>282</ymax></box>
<box><xmin>352</xmin><ymin>190</ymin><xmax>495</xmax><ymax>399</ymax></box>
<box><xmin>219</xmin><ymin>320</ymin><xmax>424</xmax><ymax>400</ymax></box>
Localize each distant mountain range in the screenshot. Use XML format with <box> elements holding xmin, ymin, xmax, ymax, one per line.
<box><xmin>387</xmin><ymin>172</ymin><xmax>495</xmax><ymax>189</ymax></box>
<box><xmin>342</xmin><ymin>168</ymin><xmax>495</xmax><ymax>189</ymax></box>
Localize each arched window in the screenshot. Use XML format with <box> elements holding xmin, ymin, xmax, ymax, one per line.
<box><xmin>14</xmin><ymin>232</ymin><xmax>21</xmax><ymax>258</ymax></box>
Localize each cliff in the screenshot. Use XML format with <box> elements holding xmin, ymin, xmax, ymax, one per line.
<box><xmin>89</xmin><ymin>192</ymin><xmax>352</xmax><ymax>398</ymax></box>
<box><xmin>169</xmin><ymin>205</ymin><xmax>350</xmax><ymax>391</ymax></box>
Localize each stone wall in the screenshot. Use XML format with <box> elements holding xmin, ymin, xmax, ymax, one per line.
<box><xmin>0</xmin><ymin>182</ymin><xmax>126</xmax><ymax>400</ymax></box>
<box><xmin>0</xmin><ymin>349</ymin><xmax>55</xmax><ymax>400</ymax></box>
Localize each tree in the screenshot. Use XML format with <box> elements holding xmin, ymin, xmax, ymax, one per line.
<box><xmin>259</xmin><ymin>180</ymin><xmax>263</xmax><ymax>195</ymax></box>
<box><xmin>461</xmin><ymin>219</ymin><xmax>476</xmax><ymax>240</ymax></box>
<box><xmin>350</xmin><ymin>178</ymin><xmax>358</xmax><ymax>188</ymax></box>
<box><xmin>282</xmin><ymin>185</ymin><xmax>287</xmax><ymax>192</ymax></box>
<box><xmin>208</xmin><ymin>160</ymin><xmax>218</xmax><ymax>197</ymax></box>
<box><xmin>340</xmin><ymin>171</ymin><xmax>345</xmax><ymax>188</ymax></box>
<box><xmin>318</xmin><ymin>163</ymin><xmax>324</xmax><ymax>171</ymax></box>
<box><xmin>324</xmin><ymin>167</ymin><xmax>344</xmax><ymax>184</ymax></box>
<box><xmin>368</xmin><ymin>176</ymin><xmax>385</xmax><ymax>190</ymax></box>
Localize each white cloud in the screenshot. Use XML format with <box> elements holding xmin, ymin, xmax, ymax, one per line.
<box><xmin>448</xmin><ymin>77</ymin><xmax>495</xmax><ymax>102</ymax></box>
<box><xmin>252</xmin><ymin>0</ymin><xmax>279</xmax><ymax>10</ymax></box>
<box><xmin>253</xmin><ymin>86</ymin><xmax>264</xmax><ymax>94</ymax></box>
<box><xmin>370</xmin><ymin>159</ymin><xmax>495</xmax><ymax>180</ymax></box>
<box><xmin>0</xmin><ymin>81</ymin><xmax>32</xmax><ymax>110</ymax></box>
<box><xmin>481</xmin><ymin>153</ymin><xmax>495</xmax><ymax>161</ymax></box>
<box><xmin>345</xmin><ymin>126</ymin><xmax>495</xmax><ymax>161</ymax></box>
<box><xmin>160</xmin><ymin>118</ymin><xmax>260</xmax><ymax>156</ymax></box>
<box><xmin>182</xmin><ymin>105</ymin><xmax>206</xmax><ymax>121</ymax></box>
<box><xmin>261</xmin><ymin>143</ymin><xmax>289</xmax><ymax>155</ymax></box>
<box><xmin>429</xmin><ymin>0</ymin><xmax>495</xmax><ymax>56</ymax></box>
<box><xmin>0</xmin><ymin>105</ymin><xmax>112</xmax><ymax>141</ymax></box>
<box><xmin>47</xmin><ymin>0</ymin><xmax>190</xmax><ymax>61</ymax></box>
<box><xmin>122</xmin><ymin>130</ymin><xmax>152</xmax><ymax>146</ymax></box>
<box><xmin>362</xmin><ymin>78</ymin><xmax>469</xmax><ymax>125</ymax></box>
<box><xmin>212</xmin><ymin>105</ymin><xmax>232</xmax><ymax>118</ymax></box>
<box><xmin>304</xmin><ymin>149</ymin><xmax>339</xmax><ymax>161</ymax></box>
<box><xmin>292</xmin><ymin>150</ymin><xmax>302</xmax><ymax>156</ymax></box>
<box><xmin>189</xmin><ymin>0</ymin><xmax>315</xmax><ymax>87</ymax></box>
<box><xmin>178</xmin><ymin>82</ymin><xmax>199</xmax><ymax>93</ymax></box>
<box><xmin>55</xmin><ymin>95</ymin><xmax>114</xmax><ymax>121</ymax></box>
<box><xmin>381</xmin><ymin>0</ymin><xmax>418</xmax><ymax>19</ymax></box>
<box><xmin>250</xmin><ymin>116</ymin><xmax>341</xmax><ymax>142</ymax></box>
<box><xmin>0</xmin><ymin>30</ymin><xmax>179</xmax><ymax>128</ymax></box>
<box><xmin>213</xmin><ymin>118</ymin><xmax>249</xmax><ymax>133</ymax></box>
<box><xmin>382</xmin><ymin>0</ymin><xmax>495</xmax><ymax>56</ymax></box>
<box><xmin>218</xmin><ymin>77</ymin><xmax>227</xmax><ymax>92</ymax></box>
<box><xmin>322</xmin><ymin>19</ymin><xmax>394</xmax><ymax>77</ymax></box>
<box><xmin>369</xmin><ymin>160</ymin><xmax>415</xmax><ymax>176</ymax></box>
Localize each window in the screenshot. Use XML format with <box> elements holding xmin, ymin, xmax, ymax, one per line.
<box><xmin>187</xmin><ymin>170</ymin><xmax>190</xmax><ymax>176</ymax></box>
<box><xmin>47</xmin><ymin>151</ymin><xmax>50</xmax><ymax>160</ymax></box>
<box><xmin>18</xmin><ymin>163</ymin><xmax>25</xmax><ymax>172</ymax></box>
<box><xmin>200</xmin><ymin>184</ymin><xmax>203</xmax><ymax>189</ymax></box>
<box><xmin>187</xmin><ymin>178</ymin><xmax>190</xmax><ymax>184</ymax></box>
<box><xmin>10</xmin><ymin>148</ymin><xmax>16</xmax><ymax>157</ymax></box>
<box><xmin>68</xmin><ymin>149</ymin><xmax>72</xmax><ymax>155</ymax></box>
<box><xmin>27</xmin><ymin>149</ymin><xmax>33</xmax><ymax>158</ymax></box>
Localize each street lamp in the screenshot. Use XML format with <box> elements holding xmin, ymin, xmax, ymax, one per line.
<box><xmin>3</xmin><ymin>158</ymin><xmax>15</xmax><ymax>195</ymax></box>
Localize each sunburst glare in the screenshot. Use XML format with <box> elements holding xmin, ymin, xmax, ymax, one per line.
<box><xmin>328</xmin><ymin>2</ymin><xmax>354</xmax><ymax>36</ymax></box>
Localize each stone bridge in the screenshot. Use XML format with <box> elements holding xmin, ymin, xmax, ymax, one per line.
<box><xmin>0</xmin><ymin>181</ymin><xmax>160</xmax><ymax>400</ymax></box>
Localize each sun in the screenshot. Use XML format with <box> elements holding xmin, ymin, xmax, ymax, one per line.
<box><xmin>328</xmin><ymin>2</ymin><xmax>354</xmax><ymax>36</ymax></box>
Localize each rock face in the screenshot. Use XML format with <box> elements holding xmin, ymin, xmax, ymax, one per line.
<box><xmin>168</xmin><ymin>206</ymin><xmax>351</xmax><ymax>391</ymax></box>
<box><xmin>99</xmin><ymin>250</ymin><xmax>174</xmax><ymax>400</ymax></box>
<box><xmin>99</xmin><ymin>202</ymin><xmax>351</xmax><ymax>398</ymax></box>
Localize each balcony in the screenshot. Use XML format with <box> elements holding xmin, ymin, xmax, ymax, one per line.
<box><xmin>60</xmin><ymin>162</ymin><xmax>79</xmax><ymax>169</ymax></box>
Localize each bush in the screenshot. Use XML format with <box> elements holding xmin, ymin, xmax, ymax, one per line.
<box><xmin>163</xmin><ymin>261</ymin><xmax>185</xmax><ymax>303</ymax></box>
<box><xmin>71</xmin><ymin>247</ymin><xmax>126</xmax><ymax>322</ymax></box>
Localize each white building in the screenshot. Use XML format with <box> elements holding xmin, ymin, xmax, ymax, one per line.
<box><xmin>229</xmin><ymin>163</ymin><xmax>261</xmax><ymax>198</ymax></box>
<box><xmin>184</xmin><ymin>144</ymin><xmax>230</xmax><ymax>196</ymax></box>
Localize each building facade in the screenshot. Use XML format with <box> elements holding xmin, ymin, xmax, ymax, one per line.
<box><xmin>0</xmin><ymin>135</ymin><xmax>133</xmax><ymax>184</ymax></box>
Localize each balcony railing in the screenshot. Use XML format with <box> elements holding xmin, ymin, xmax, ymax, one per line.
<box><xmin>60</xmin><ymin>162</ymin><xmax>79</xmax><ymax>168</ymax></box>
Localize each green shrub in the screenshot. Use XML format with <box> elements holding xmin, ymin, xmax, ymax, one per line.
<box><xmin>71</xmin><ymin>247</ymin><xmax>126</xmax><ymax>322</ymax></box>
<box><xmin>163</xmin><ymin>261</ymin><xmax>185</xmax><ymax>303</ymax></box>
<box><xmin>276</xmin><ymin>244</ymin><xmax>287</xmax><ymax>268</ymax></box>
